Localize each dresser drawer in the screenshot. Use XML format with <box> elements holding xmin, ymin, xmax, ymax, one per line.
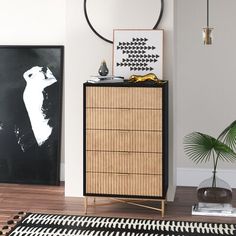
<box><xmin>86</xmin><ymin>130</ymin><xmax>162</xmax><ymax>153</ymax></box>
<box><xmin>86</xmin><ymin>151</ymin><xmax>162</xmax><ymax>175</ymax></box>
<box><xmin>86</xmin><ymin>108</ymin><xmax>162</xmax><ymax>131</ymax></box>
<box><xmin>86</xmin><ymin>87</ymin><xmax>162</xmax><ymax>109</ymax></box>
<box><xmin>86</xmin><ymin>173</ymin><xmax>163</xmax><ymax>197</ymax></box>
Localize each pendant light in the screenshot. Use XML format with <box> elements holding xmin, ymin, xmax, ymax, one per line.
<box><xmin>203</xmin><ymin>0</ymin><xmax>213</xmax><ymax>45</ymax></box>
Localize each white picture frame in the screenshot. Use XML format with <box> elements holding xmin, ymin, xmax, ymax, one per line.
<box><xmin>113</xmin><ymin>29</ymin><xmax>163</xmax><ymax>80</ymax></box>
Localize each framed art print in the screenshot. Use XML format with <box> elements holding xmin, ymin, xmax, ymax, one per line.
<box><xmin>0</xmin><ymin>46</ymin><xmax>64</xmax><ymax>185</ymax></box>
<box><xmin>113</xmin><ymin>29</ymin><xmax>163</xmax><ymax>80</ymax></box>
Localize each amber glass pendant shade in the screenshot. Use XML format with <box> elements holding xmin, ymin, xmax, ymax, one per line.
<box><xmin>202</xmin><ymin>27</ymin><xmax>213</xmax><ymax>45</ymax></box>
<box><xmin>203</xmin><ymin>0</ymin><xmax>213</xmax><ymax>45</ymax></box>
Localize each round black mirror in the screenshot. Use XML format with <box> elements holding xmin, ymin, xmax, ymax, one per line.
<box><xmin>84</xmin><ymin>0</ymin><xmax>164</xmax><ymax>44</ymax></box>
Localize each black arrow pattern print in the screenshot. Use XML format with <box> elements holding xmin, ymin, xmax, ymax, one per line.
<box><xmin>116</xmin><ymin>37</ymin><xmax>160</xmax><ymax>72</ymax></box>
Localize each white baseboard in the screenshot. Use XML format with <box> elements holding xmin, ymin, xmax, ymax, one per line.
<box><xmin>177</xmin><ymin>168</ymin><xmax>236</xmax><ymax>188</ymax></box>
<box><xmin>60</xmin><ymin>162</ymin><xmax>65</xmax><ymax>181</ymax></box>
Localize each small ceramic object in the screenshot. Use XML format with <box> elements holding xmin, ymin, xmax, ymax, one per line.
<box><xmin>98</xmin><ymin>60</ymin><xmax>109</xmax><ymax>76</ymax></box>
<box><xmin>128</xmin><ymin>73</ymin><xmax>166</xmax><ymax>84</ymax></box>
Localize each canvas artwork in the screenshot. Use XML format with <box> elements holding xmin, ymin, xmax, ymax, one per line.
<box><xmin>0</xmin><ymin>46</ymin><xmax>64</xmax><ymax>185</ymax></box>
<box><xmin>113</xmin><ymin>30</ymin><xmax>163</xmax><ymax>80</ymax></box>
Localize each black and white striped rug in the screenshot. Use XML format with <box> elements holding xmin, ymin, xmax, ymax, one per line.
<box><xmin>3</xmin><ymin>213</ymin><xmax>236</xmax><ymax>236</ymax></box>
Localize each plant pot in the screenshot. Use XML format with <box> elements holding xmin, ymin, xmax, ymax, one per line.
<box><xmin>197</xmin><ymin>175</ymin><xmax>232</xmax><ymax>203</ymax></box>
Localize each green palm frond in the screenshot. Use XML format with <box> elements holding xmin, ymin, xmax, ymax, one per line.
<box><xmin>184</xmin><ymin>132</ymin><xmax>216</xmax><ymax>164</ymax></box>
<box><xmin>218</xmin><ymin>120</ymin><xmax>236</xmax><ymax>151</ymax></box>
<box><xmin>215</xmin><ymin>140</ymin><xmax>236</xmax><ymax>162</ymax></box>
<box><xmin>184</xmin><ymin>132</ymin><xmax>236</xmax><ymax>164</ymax></box>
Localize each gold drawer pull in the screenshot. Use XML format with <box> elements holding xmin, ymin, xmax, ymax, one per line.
<box><xmin>115</xmin><ymin>173</ymin><xmax>130</xmax><ymax>176</ymax></box>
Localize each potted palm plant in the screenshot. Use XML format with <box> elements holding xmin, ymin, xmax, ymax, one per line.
<box><xmin>184</xmin><ymin>120</ymin><xmax>236</xmax><ymax>203</ymax></box>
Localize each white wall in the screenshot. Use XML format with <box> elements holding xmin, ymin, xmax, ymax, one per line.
<box><xmin>175</xmin><ymin>0</ymin><xmax>236</xmax><ymax>187</ymax></box>
<box><xmin>65</xmin><ymin>0</ymin><xmax>176</xmax><ymax>199</ymax></box>
<box><xmin>0</xmin><ymin>0</ymin><xmax>65</xmax><ymax>45</ymax></box>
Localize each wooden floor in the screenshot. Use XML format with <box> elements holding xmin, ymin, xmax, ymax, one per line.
<box><xmin>0</xmin><ymin>183</ymin><xmax>236</xmax><ymax>227</ymax></box>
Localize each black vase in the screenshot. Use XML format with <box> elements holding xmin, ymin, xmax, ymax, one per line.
<box><xmin>98</xmin><ymin>61</ymin><xmax>109</xmax><ymax>76</ymax></box>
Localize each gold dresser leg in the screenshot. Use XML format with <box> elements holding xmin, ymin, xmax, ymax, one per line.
<box><xmin>161</xmin><ymin>200</ymin><xmax>165</xmax><ymax>217</ymax></box>
<box><xmin>84</xmin><ymin>197</ymin><xmax>88</xmax><ymax>214</ymax></box>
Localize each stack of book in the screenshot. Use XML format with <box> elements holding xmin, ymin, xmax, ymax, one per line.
<box><xmin>87</xmin><ymin>75</ymin><xmax>124</xmax><ymax>83</ymax></box>
<box><xmin>192</xmin><ymin>202</ymin><xmax>236</xmax><ymax>217</ymax></box>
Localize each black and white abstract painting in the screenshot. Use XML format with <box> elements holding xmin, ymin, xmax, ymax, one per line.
<box><xmin>0</xmin><ymin>46</ymin><xmax>63</xmax><ymax>185</ymax></box>
<box><xmin>113</xmin><ymin>30</ymin><xmax>163</xmax><ymax>80</ymax></box>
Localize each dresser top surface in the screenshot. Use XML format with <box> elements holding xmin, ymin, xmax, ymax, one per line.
<box><xmin>84</xmin><ymin>80</ymin><xmax>168</xmax><ymax>88</ymax></box>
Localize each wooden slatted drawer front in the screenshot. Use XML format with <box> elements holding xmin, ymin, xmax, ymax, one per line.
<box><xmin>86</xmin><ymin>109</ymin><xmax>162</xmax><ymax>131</ymax></box>
<box><xmin>86</xmin><ymin>130</ymin><xmax>162</xmax><ymax>153</ymax></box>
<box><xmin>86</xmin><ymin>87</ymin><xmax>162</xmax><ymax>109</ymax></box>
<box><xmin>86</xmin><ymin>173</ymin><xmax>162</xmax><ymax>196</ymax></box>
<box><xmin>86</xmin><ymin>151</ymin><xmax>162</xmax><ymax>175</ymax></box>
